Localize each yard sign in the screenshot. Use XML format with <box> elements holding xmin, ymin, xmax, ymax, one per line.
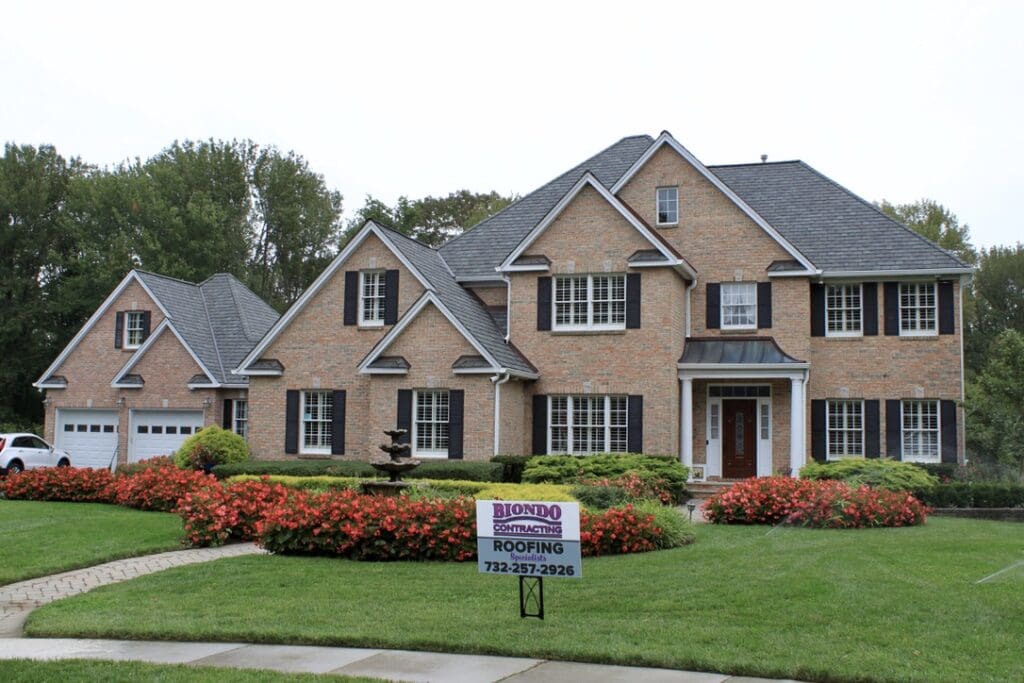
<box><xmin>476</xmin><ymin>500</ymin><xmax>582</xmax><ymax>579</ymax></box>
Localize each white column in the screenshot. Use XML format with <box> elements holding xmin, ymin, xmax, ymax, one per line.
<box><xmin>789</xmin><ymin>376</ymin><xmax>806</xmax><ymax>477</ymax></box>
<box><xmin>681</xmin><ymin>377</ymin><xmax>694</xmax><ymax>479</ymax></box>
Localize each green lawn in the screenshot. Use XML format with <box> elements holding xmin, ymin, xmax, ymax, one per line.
<box><xmin>0</xmin><ymin>659</ymin><xmax>377</xmax><ymax>682</ymax></box>
<box><xmin>0</xmin><ymin>500</ymin><xmax>183</xmax><ymax>585</ymax></box>
<box><xmin>24</xmin><ymin>518</ymin><xmax>1024</xmax><ymax>682</ymax></box>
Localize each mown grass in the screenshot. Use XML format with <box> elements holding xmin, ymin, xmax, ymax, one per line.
<box><xmin>0</xmin><ymin>500</ymin><xmax>183</xmax><ymax>585</ymax></box>
<box><xmin>0</xmin><ymin>658</ymin><xmax>378</xmax><ymax>682</ymax></box>
<box><xmin>25</xmin><ymin>518</ymin><xmax>1024</xmax><ymax>682</ymax></box>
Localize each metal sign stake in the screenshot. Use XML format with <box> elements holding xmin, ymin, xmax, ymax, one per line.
<box><xmin>519</xmin><ymin>576</ymin><xmax>544</xmax><ymax>620</ymax></box>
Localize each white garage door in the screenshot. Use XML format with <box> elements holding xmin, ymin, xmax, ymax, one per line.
<box><xmin>55</xmin><ymin>409</ymin><xmax>119</xmax><ymax>469</ymax></box>
<box><xmin>130</xmin><ymin>410</ymin><xmax>204</xmax><ymax>463</ymax></box>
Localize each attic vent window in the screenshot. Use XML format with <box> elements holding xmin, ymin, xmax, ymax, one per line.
<box><xmin>656</xmin><ymin>187</ymin><xmax>678</xmax><ymax>225</ymax></box>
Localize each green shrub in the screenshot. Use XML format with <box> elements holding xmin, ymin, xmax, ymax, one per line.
<box><xmin>406</xmin><ymin>461</ymin><xmax>503</xmax><ymax>482</ymax></box>
<box><xmin>572</xmin><ymin>484</ymin><xmax>630</xmax><ymax>509</ymax></box>
<box><xmin>226</xmin><ymin>474</ymin><xmax>363</xmax><ymax>492</ymax></box>
<box><xmin>800</xmin><ymin>458</ymin><xmax>938</xmax><ymax>492</ymax></box>
<box><xmin>491</xmin><ymin>455</ymin><xmax>534</xmax><ymax>483</ymax></box>
<box><xmin>474</xmin><ymin>482</ymin><xmax>577</xmax><ymax>502</ymax></box>
<box><xmin>173</xmin><ymin>427</ymin><xmax>249</xmax><ymax>470</ymax></box>
<box><xmin>633</xmin><ymin>501</ymin><xmax>696</xmax><ymax>549</ymax></box>
<box><xmin>212</xmin><ymin>459</ymin><xmax>502</xmax><ymax>482</ymax></box>
<box><xmin>522</xmin><ymin>454</ymin><xmax>688</xmax><ymax>502</ymax></box>
<box><xmin>913</xmin><ymin>481</ymin><xmax>1024</xmax><ymax>508</ymax></box>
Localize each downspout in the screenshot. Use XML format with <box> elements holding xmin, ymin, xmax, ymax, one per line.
<box><xmin>501</xmin><ymin>274</ymin><xmax>512</xmax><ymax>342</ymax></box>
<box><xmin>491</xmin><ymin>372</ymin><xmax>512</xmax><ymax>456</ymax></box>
<box><xmin>685</xmin><ymin>278</ymin><xmax>697</xmax><ymax>338</ymax></box>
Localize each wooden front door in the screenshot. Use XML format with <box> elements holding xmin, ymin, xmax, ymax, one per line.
<box><xmin>722</xmin><ymin>399</ymin><xmax>757</xmax><ymax>478</ymax></box>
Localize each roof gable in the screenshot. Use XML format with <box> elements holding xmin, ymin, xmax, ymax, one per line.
<box><xmin>111</xmin><ymin>320</ymin><xmax>215</xmax><ymax>387</ymax></box>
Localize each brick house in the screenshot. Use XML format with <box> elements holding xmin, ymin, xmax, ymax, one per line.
<box><xmin>34</xmin><ymin>270</ymin><xmax>279</xmax><ymax>467</ymax></box>
<box><xmin>234</xmin><ymin>131</ymin><xmax>971</xmax><ymax>479</ymax></box>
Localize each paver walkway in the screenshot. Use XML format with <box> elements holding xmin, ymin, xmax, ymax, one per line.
<box><xmin>0</xmin><ymin>543</ymin><xmax>264</xmax><ymax>637</ymax></box>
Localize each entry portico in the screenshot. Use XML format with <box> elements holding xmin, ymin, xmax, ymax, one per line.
<box><xmin>678</xmin><ymin>338</ymin><xmax>809</xmax><ymax>481</ymax></box>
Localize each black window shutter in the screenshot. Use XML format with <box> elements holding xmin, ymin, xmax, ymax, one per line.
<box><xmin>384</xmin><ymin>270</ymin><xmax>399</xmax><ymax>325</ymax></box>
<box><xmin>810</xmin><ymin>400</ymin><xmax>826</xmax><ymax>463</ymax></box>
<box><xmin>537</xmin><ymin>277</ymin><xmax>552</xmax><ymax>331</ymax></box>
<box><xmin>810</xmin><ymin>283</ymin><xmax>825</xmax><ymax>337</ymax></box>
<box><xmin>627</xmin><ymin>395</ymin><xmax>643</xmax><ymax>453</ymax></box>
<box><xmin>141</xmin><ymin>310</ymin><xmax>152</xmax><ymax>341</ymax></box>
<box><xmin>343</xmin><ymin>271</ymin><xmax>358</xmax><ymax>326</ymax></box>
<box><xmin>331</xmin><ymin>390</ymin><xmax>346</xmax><ymax>455</ymax></box>
<box><xmin>757</xmin><ymin>282</ymin><xmax>772</xmax><ymax>329</ymax></box>
<box><xmin>285</xmin><ymin>390</ymin><xmax>299</xmax><ymax>454</ymax></box>
<box><xmin>883</xmin><ymin>282</ymin><xmax>900</xmax><ymax>336</ymax></box>
<box><xmin>706</xmin><ymin>283</ymin><xmax>721</xmax><ymax>329</ymax></box>
<box><xmin>864</xmin><ymin>400</ymin><xmax>880</xmax><ymax>458</ymax></box>
<box><xmin>532</xmin><ymin>395</ymin><xmax>547</xmax><ymax>455</ymax></box>
<box><xmin>114</xmin><ymin>311</ymin><xmax>124</xmax><ymax>348</ymax></box>
<box><xmin>448</xmin><ymin>390</ymin><xmax>464</xmax><ymax>459</ymax></box>
<box><xmin>222</xmin><ymin>399</ymin><xmax>233</xmax><ymax>430</ymax></box>
<box><xmin>885</xmin><ymin>399</ymin><xmax>902</xmax><ymax>459</ymax></box>
<box><xmin>938</xmin><ymin>281</ymin><xmax>955</xmax><ymax>335</ymax></box>
<box><xmin>940</xmin><ymin>400</ymin><xmax>958</xmax><ymax>463</ymax></box>
<box><xmin>396</xmin><ymin>389</ymin><xmax>412</xmax><ymax>444</ymax></box>
<box><xmin>862</xmin><ymin>283</ymin><xmax>878</xmax><ymax>336</ymax></box>
<box><xmin>625</xmin><ymin>273</ymin><xmax>641</xmax><ymax>329</ymax></box>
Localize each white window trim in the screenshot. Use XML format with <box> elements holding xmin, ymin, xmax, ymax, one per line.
<box><xmin>552</xmin><ymin>274</ymin><xmax>627</xmax><ymax>332</ymax></box>
<box><xmin>232</xmin><ymin>400</ymin><xmax>248</xmax><ymax>439</ymax></box>
<box><xmin>124</xmin><ymin>311</ymin><xmax>145</xmax><ymax>350</ymax></box>
<box><xmin>898</xmin><ymin>282</ymin><xmax>938</xmax><ymax>338</ymax></box>
<box><xmin>656</xmin><ymin>186</ymin><xmax>679</xmax><ymax>226</ymax></box>
<box><xmin>825</xmin><ymin>399</ymin><xmax>865</xmax><ymax>460</ymax></box>
<box><xmin>901</xmin><ymin>399</ymin><xmax>941</xmax><ymax>463</ymax></box>
<box><xmin>720</xmin><ymin>282</ymin><xmax>758</xmax><ymax>331</ymax></box>
<box><xmin>412</xmin><ymin>389</ymin><xmax>450</xmax><ymax>458</ymax></box>
<box><xmin>358</xmin><ymin>270</ymin><xmax>386</xmax><ymax>328</ymax></box>
<box><xmin>300</xmin><ymin>390</ymin><xmax>332</xmax><ymax>455</ymax></box>
<box><xmin>825</xmin><ymin>283</ymin><xmax>864</xmax><ymax>338</ymax></box>
<box><xmin>547</xmin><ymin>395</ymin><xmax>629</xmax><ymax>455</ymax></box>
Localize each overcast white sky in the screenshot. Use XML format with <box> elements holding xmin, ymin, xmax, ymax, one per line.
<box><xmin>3</xmin><ymin>1</ymin><xmax>1021</xmax><ymax>247</ymax></box>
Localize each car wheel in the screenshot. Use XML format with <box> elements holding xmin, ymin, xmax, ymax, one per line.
<box><xmin>7</xmin><ymin>460</ymin><xmax>24</xmax><ymax>474</ymax></box>
<box><xmin>57</xmin><ymin>458</ymin><xmax>70</xmax><ymax>467</ymax></box>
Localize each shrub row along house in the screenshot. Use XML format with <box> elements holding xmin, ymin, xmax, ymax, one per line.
<box><xmin>35</xmin><ymin>132</ymin><xmax>971</xmax><ymax>479</ymax></box>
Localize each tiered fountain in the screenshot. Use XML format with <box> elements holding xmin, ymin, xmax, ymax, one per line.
<box><xmin>360</xmin><ymin>428</ymin><xmax>421</xmax><ymax>496</ymax></box>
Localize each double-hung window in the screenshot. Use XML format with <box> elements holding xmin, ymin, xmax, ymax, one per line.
<box><xmin>548</xmin><ymin>395</ymin><xmax>628</xmax><ymax>454</ymax></box>
<box><xmin>826</xmin><ymin>400</ymin><xmax>864</xmax><ymax>458</ymax></box>
<box><xmin>656</xmin><ymin>187</ymin><xmax>678</xmax><ymax>225</ymax></box>
<box><xmin>899</xmin><ymin>283</ymin><xmax>937</xmax><ymax>336</ymax></box>
<box><xmin>720</xmin><ymin>283</ymin><xmax>757</xmax><ymax>329</ymax></box>
<box><xmin>826</xmin><ymin>284</ymin><xmax>862</xmax><ymax>336</ymax></box>
<box><xmin>125</xmin><ymin>311</ymin><xmax>145</xmax><ymax>349</ymax></box>
<box><xmin>301</xmin><ymin>391</ymin><xmax>333</xmax><ymax>454</ymax></box>
<box><xmin>902</xmin><ymin>400</ymin><xmax>940</xmax><ymax>461</ymax></box>
<box><xmin>359</xmin><ymin>271</ymin><xmax>386</xmax><ymax>326</ymax></box>
<box><xmin>553</xmin><ymin>274</ymin><xmax>625</xmax><ymax>330</ymax></box>
<box><xmin>414</xmin><ymin>390</ymin><xmax>449</xmax><ymax>457</ymax></box>
<box><xmin>233</xmin><ymin>400</ymin><xmax>248</xmax><ymax>439</ymax></box>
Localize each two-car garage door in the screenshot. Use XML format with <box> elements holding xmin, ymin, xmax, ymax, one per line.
<box><xmin>130</xmin><ymin>410</ymin><xmax>204</xmax><ymax>462</ymax></box>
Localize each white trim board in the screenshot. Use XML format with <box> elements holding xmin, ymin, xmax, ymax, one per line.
<box><xmin>33</xmin><ymin>271</ymin><xmax>172</xmax><ymax>388</ymax></box>
<box><xmin>234</xmin><ymin>221</ymin><xmax>434</xmax><ymax>375</ymax></box>
<box><xmin>496</xmin><ymin>172</ymin><xmax>696</xmax><ymax>280</ymax></box>
<box><xmin>610</xmin><ymin>132</ymin><xmax>818</xmax><ymax>274</ymax></box>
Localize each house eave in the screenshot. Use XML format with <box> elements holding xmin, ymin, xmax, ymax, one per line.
<box><xmin>817</xmin><ymin>267</ymin><xmax>975</xmax><ymax>280</ymax></box>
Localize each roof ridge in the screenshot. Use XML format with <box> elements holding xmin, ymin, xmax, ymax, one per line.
<box><xmin>377</xmin><ymin>223</ymin><xmax>439</xmax><ymax>251</ymax></box>
<box><xmin>793</xmin><ymin>161</ymin><xmax>969</xmax><ymax>268</ymax></box>
<box><xmin>198</xmin><ymin>286</ymin><xmax>227</xmax><ymax>381</ymax></box>
<box><xmin>440</xmin><ymin>134</ymin><xmax>655</xmax><ymax>250</ymax></box>
<box><xmin>134</xmin><ymin>269</ymin><xmax>201</xmax><ymax>287</ymax></box>
<box><xmin>707</xmin><ymin>160</ymin><xmax>803</xmax><ymax>168</ymax></box>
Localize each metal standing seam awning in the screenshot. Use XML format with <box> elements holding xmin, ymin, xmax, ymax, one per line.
<box><xmin>678</xmin><ymin>337</ymin><xmax>809</xmax><ymax>375</ymax></box>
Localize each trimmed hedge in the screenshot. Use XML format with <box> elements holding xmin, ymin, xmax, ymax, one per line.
<box><xmin>915</xmin><ymin>481</ymin><xmax>1024</xmax><ymax>508</ymax></box>
<box><xmin>491</xmin><ymin>455</ymin><xmax>533</xmax><ymax>483</ymax></box>
<box><xmin>212</xmin><ymin>459</ymin><xmax>503</xmax><ymax>482</ymax></box>
<box><xmin>522</xmin><ymin>454</ymin><xmax>688</xmax><ymax>503</ymax></box>
<box><xmin>800</xmin><ymin>458</ymin><xmax>938</xmax><ymax>492</ymax></box>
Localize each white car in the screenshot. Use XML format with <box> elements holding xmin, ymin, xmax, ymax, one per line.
<box><xmin>0</xmin><ymin>433</ymin><xmax>72</xmax><ymax>475</ymax></box>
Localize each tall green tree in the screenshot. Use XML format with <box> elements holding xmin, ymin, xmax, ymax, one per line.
<box><xmin>0</xmin><ymin>144</ymin><xmax>81</xmax><ymax>426</ymax></box>
<box><xmin>877</xmin><ymin>198</ymin><xmax>978</xmax><ymax>264</ymax></box>
<box><xmin>966</xmin><ymin>244</ymin><xmax>1024</xmax><ymax>372</ymax></box>
<box><xmin>345</xmin><ymin>190</ymin><xmax>516</xmax><ymax>246</ymax></box>
<box><xmin>966</xmin><ymin>329</ymin><xmax>1024</xmax><ymax>471</ymax></box>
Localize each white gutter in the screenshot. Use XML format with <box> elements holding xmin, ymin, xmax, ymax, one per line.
<box><xmin>684</xmin><ymin>279</ymin><xmax>697</xmax><ymax>337</ymax></box>
<box><xmin>816</xmin><ymin>268</ymin><xmax>974</xmax><ymax>279</ymax></box>
<box><xmin>491</xmin><ymin>372</ymin><xmax>512</xmax><ymax>456</ymax></box>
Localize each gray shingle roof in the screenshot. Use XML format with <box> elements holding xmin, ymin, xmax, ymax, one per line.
<box><xmin>368</xmin><ymin>356</ymin><xmax>410</xmax><ymax>370</ymax></box>
<box><xmin>135</xmin><ymin>271</ymin><xmax>279</xmax><ymax>384</ymax></box>
<box><xmin>378</xmin><ymin>226</ymin><xmax>534</xmax><ymax>375</ymax></box>
<box><xmin>679</xmin><ymin>337</ymin><xmax>805</xmax><ymax>365</ymax></box>
<box><xmin>708</xmin><ymin>161</ymin><xmax>968</xmax><ymax>272</ymax></box>
<box><xmin>438</xmin><ymin>135</ymin><xmax>655</xmax><ymax>280</ymax></box>
<box><xmin>452</xmin><ymin>355</ymin><xmax>490</xmax><ymax>369</ymax></box>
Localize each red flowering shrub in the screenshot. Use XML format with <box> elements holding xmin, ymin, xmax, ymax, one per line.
<box><xmin>111</xmin><ymin>464</ymin><xmax>218</xmax><ymax>512</ymax></box>
<box><xmin>1</xmin><ymin>466</ymin><xmax>115</xmax><ymax>503</ymax></box>
<box><xmin>580</xmin><ymin>504</ymin><xmax>664</xmax><ymax>556</ymax></box>
<box><xmin>177</xmin><ymin>478</ymin><xmax>292</xmax><ymax>546</ymax></box>
<box><xmin>704</xmin><ymin>476</ymin><xmax>929</xmax><ymax>528</ymax></box>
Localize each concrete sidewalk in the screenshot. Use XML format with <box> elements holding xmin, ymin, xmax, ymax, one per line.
<box><xmin>0</xmin><ymin>638</ymin><xmax>800</xmax><ymax>682</ymax></box>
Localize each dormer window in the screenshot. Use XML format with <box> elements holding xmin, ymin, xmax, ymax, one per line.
<box><xmin>359</xmin><ymin>270</ymin><xmax>386</xmax><ymax>326</ymax></box>
<box><xmin>125</xmin><ymin>311</ymin><xmax>146</xmax><ymax>349</ymax></box>
<box><xmin>656</xmin><ymin>187</ymin><xmax>678</xmax><ymax>225</ymax></box>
